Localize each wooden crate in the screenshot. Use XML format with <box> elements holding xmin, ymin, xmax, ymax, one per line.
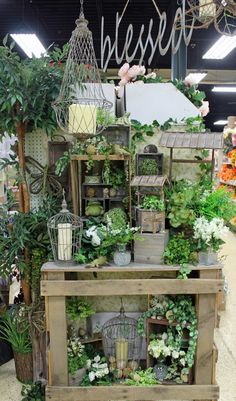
<box><xmin>134</xmin><ymin>231</ymin><xmax>169</xmax><ymax>264</ymax></box>
<box><xmin>102</xmin><ymin>125</ymin><xmax>130</xmax><ymax>148</ymax></box>
<box><xmin>136</xmin><ymin>153</ymin><xmax>164</xmax><ymax>176</ymax></box>
<box><xmin>41</xmin><ymin>262</ymin><xmax>223</xmax><ymax>401</ymax></box>
<box><xmin>136</xmin><ymin>208</ymin><xmax>165</xmax><ymax>233</ymax></box>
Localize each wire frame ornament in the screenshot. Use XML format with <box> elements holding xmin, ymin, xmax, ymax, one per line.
<box><xmin>53</xmin><ymin>0</ymin><xmax>112</xmax><ymax>140</ymax></box>
<box><xmin>185</xmin><ymin>0</ymin><xmax>236</xmax><ymax>35</ymax></box>
<box><xmin>47</xmin><ymin>191</ymin><xmax>83</xmax><ymax>265</ymax></box>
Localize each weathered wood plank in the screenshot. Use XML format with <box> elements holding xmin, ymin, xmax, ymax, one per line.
<box><xmin>41</xmin><ymin>278</ymin><xmax>223</xmax><ymax>297</ymax></box>
<box><xmin>41</xmin><ymin>261</ymin><xmax>222</xmax><ymax>273</ymax></box>
<box><xmin>47</xmin><ymin>273</ymin><xmax>68</xmax><ymax>386</ymax></box>
<box><xmin>46</xmin><ymin>384</ymin><xmax>219</xmax><ymax>401</ymax></box>
<box><xmin>71</xmin><ymin>154</ymin><xmax>130</xmax><ymax>161</ymax></box>
<box><xmin>195</xmin><ymin>293</ymin><xmax>216</xmax><ymax>385</ymax></box>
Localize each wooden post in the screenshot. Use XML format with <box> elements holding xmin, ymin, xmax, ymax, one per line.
<box><xmin>169</xmin><ymin>148</ymin><xmax>173</xmax><ymax>180</ymax></box>
<box><xmin>47</xmin><ymin>272</ymin><xmax>68</xmax><ymax>385</ymax></box>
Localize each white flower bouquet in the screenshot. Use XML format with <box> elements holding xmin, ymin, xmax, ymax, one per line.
<box><xmin>193</xmin><ymin>216</ymin><xmax>229</xmax><ymax>252</ymax></box>
<box><xmin>86</xmin><ymin>355</ymin><xmax>110</xmax><ymax>384</ymax></box>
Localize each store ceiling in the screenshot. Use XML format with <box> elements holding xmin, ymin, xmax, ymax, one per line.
<box><xmin>0</xmin><ymin>0</ymin><xmax>236</xmax><ymax>130</ymax></box>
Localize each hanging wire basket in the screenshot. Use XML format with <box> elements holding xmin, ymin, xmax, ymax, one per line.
<box><xmin>102</xmin><ymin>301</ymin><xmax>142</xmax><ymax>370</ymax></box>
<box><xmin>53</xmin><ymin>1</ymin><xmax>112</xmax><ymax>140</ymax></box>
<box><xmin>47</xmin><ymin>193</ymin><xmax>83</xmax><ymax>265</ymax></box>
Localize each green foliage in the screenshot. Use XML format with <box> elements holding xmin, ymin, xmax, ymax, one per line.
<box><xmin>140</xmin><ymin>158</ymin><xmax>158</xmax><ymax>175</ymax></box>
<box><xmin>126</xmin><ymin>368</ymin><xmax>159</xmax><ymax>386</ymax></box>
<box><xmin>0</xmin><ymin>37</ymin><xmax>67</xmax><ymax>136</ymax></box>
<box><xmin>0</xmin><ymin>309</ymin><xmax>32</xmax><ymax>353</ymax></box>
<box><xmin>137</xmin><ymin>295</ymin><xmax>198</xmax><ymax>383</ymax></box>
<box><xmin>103</xmin><ymin>167</ymin><xmax>126</xmax><ymax>189</ymax></box>
<box><xmin>197</xmin><ymin>187</ymin><xmax>236</xmax><ymax>222</ymax></box>
<box><xmin>141</xmin><ymin>195</ymin><xmax>165</xmax><ymax>211</ymax></box>
<box><xmin>185</xmin><ymin>116</ymin><xmax>205</xmax><ymax>132</ymax></box>
<box><xmin>21</xmin><ymin>382</ymin><xmax>45</xmax><ymax>401</ymax></box>
<box><xmin>66</xmin><ymin>297</ymin><xmax>95</xmax><ymax>321</ymax></box>
<box><xmin>167</xmin><ymin>181</ymin><xmax>199</xmax><ymax>228</ymax></box>
<box><xmin>103</xmin><ymin>208</ymin><xmax>127</xmax><ymax>230</ymax></box>
<box><xmin>172</xmin><ymin>79</ymin><xmax>206</xmax><ymax>108</ymax></box>
<box><xmin>177</xmin><ymin>264</ymin><xmax>192</xmax><ymax>280</ymax></box>
<box><xmin>163</xmin><ymin>233</ymin><xmax>197</xmax><ymax>266</ymax></box>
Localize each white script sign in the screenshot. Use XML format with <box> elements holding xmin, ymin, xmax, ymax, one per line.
<box><xmin>101</xmin><ymin>0</ymin><xmax>195</xmax><ymax>71</ymax></box>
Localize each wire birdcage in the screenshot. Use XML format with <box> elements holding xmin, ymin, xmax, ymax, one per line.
<box><xmin>53</xmin><ymin>0</ymin><xmax>112</xmax><ymax>140</ymax></box>
<box><xmin>102</xmin><ymin>301</ymin><xmax>142</xmax><ymax>370</ymax></box>
<box><xmin>47</xmin><ymin>193</ymin><xmax>83</xmax><ymax>265</ymax></box>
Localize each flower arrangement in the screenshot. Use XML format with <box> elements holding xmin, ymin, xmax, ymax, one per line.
<box><xmin>86</xmin><ymin>221</ymin><xmax>139</xmax><ymax>248</ymax></box>
<box><xmin>67</xmin><ymin>335</ymin><xmax>89</xmax><ymax>375</ymax></box>
<box><xmin>82</xmin><ymin>355</ymin><xmax>110</xmax><ymax>385</ymax></box>
<box><xmin>193</xmin><ymin>216</ymin><xmax>229</xmax><ymax>252</ymax></box>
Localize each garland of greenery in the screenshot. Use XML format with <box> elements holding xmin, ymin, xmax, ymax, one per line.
<box><xmin>137</xmin><ymin>295</ymin><xmax>198</xmax><ymax>383</ymax></box>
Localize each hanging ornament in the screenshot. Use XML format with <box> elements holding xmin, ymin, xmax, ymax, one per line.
<box><xmin>53</xmin><ymin>0</ymin><xmax>112</xmax><ymax>140</ymax></box>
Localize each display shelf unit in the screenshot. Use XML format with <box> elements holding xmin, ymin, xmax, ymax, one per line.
<box><xmin>70</xmin><ymin>154</ymin><xmax>132</xmax><ymax>217</ymax></box>
<box><xmin>41</xmin><ymin>262</ymin><xmax>223</xmax><ymax>401</ymax></box>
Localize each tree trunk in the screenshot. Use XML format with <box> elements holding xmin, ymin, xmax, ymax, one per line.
<box><xmin>16</xmin><ymin>122</ymin><xmax>31</xmax><ymax>305</ymax></box>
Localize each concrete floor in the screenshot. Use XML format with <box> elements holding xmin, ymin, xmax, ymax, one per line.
<box><xmin>0</xmin><ymin>231</ymin><xmax>235</xmax><ymax>401</ymax></box>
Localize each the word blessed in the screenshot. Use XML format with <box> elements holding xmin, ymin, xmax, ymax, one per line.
<box><xmin>101</xmin><ymin>0</ymin><xmax>195</xmax><ymax>71</ymax></box>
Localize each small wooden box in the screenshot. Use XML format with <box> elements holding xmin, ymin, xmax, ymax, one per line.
<box><xmin>103</xmin><ymin>125</ymin><xmax>130</xmax><ymax>148</ymax></box>
<box><xmin>134</xmin><ymin>231</ymin><xmax>169</xmax><ymax>264</ymax></box>
<box><xmin>136</xmin><ymin>208</ymin><xmax>165</xmax><ymax>233</ymax></box>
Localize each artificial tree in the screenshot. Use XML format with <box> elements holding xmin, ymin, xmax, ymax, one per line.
<box><xmin>0</xmin><ymin>36</ymin><xmax>66</xmax><ymax>304</ymax></box>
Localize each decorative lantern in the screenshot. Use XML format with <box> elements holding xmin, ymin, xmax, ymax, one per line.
<box><xmin>102</xmin><ymin>301</ymin><xmax>142</xmax><ymax>371</ymax></box>
<box><xmin>53</xmin><ymin>0</ymin><xmax>112</xmax><ymax>140</ymax></box>
<box><xmin>47</xmin><ymin>192</ymin><xmax>83</xmax><ymax>264</ymax></box>
<box><xmin>188</xmin><ymin>0</ymin><xmax>216</xmax><ymax>22</ymax></box>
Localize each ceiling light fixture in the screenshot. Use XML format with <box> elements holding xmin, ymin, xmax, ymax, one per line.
<box><xmin>212</xmin><ymin>86</ymin><xmax>236</xmax><ymax>93</ymax></box>
<box><xmin>185</xmin><ymin>72</ymin><xmax>207</xmax><ymax>84</ymax></box>
<box><xmin>202</xmin><ymin>35</ymin><xmax>236</xmax><ymax>59</ymax></box>
<box><xmin>214</xmin><ymin>120</ymin><xmax>228</xmax><ymax>125</ymax></box>
<box><xmin>10</xmin><ymin>34</ymin><xmax>46</xmax><ymax>58</ymax></box>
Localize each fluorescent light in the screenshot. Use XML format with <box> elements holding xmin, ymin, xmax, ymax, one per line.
<box><xmin>214</xmin><ymin>120</ymin><xmax>228</xmax><ymax>125</ymax></box>
<box><xmin>202</xmin><ymin>35</ymin><xmax>236</xmax><ymax>59</ymax></box>
<box><xmin>212</xmin><ymin>86</ymin><xmax>236</xmax><ymax>93</ymax></box>
<box><xmin>185</xmin><ymin>72</ymin><xmax>207</xmax><ymax>84</ymax></box>
<box><xmin>10</xmin><ymin>34</ymin><xmax>46</xmax><ymax>58</ymax></box>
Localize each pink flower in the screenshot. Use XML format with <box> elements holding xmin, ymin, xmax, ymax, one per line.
<box><xmin>184</xmin><ymin>76</ymin><xmax>196</xmax><ymax>87</ymax></box>
<box><xmin>119</xmin><ymin>74</ymin><xmax>130</xmax><ymax>87</ymax></box>
<box><xmin>118</xmin><ymin>63</ymin><xmax>130</xmax><ymax>78</ymax></box>
<box><xmin>139</xmin><ymin>66</ymin><xmax>146</xmax><ymax>76</ymax></box>
<box><xmin>145</xmin><ymin>72</ymin><xmax>157</xmax><ymax>79</ymax></box>
<box><xmin>199</xmin><ymin>101</ymin><xmax>209</xmax><ymax>117</ymax></box>
<box><xmin>127</xmin><ymin>65</ymin><xmax>141</xmax><ymax>79</ymax></box>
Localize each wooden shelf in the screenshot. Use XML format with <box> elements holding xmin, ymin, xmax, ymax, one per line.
<box><xmin>71</xmin><ymin>154</ymin><xmax>130</xmax><ymax>161</ymax></box>
<box><xmin>42</xmin><ymin>261</ymin><xmax>222</xmax><ymax>273</ymax></box>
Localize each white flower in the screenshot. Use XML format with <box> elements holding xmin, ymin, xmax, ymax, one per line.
<box><xmin>180</xmin><ymin>358</ymin><xmax>186</xmax><ymax>366</ymax></box>
<box><xmin>162</xmin><ymin>332</ymin><xmax>168</xmax><ymax>340</ymax></box>
<box><xmin>94</xmin><ymin>355</ymin><xmax>101</xmax><ymax>363</ymax></box>
<box><xmin>86</xmin><ymin>359</ymin><xmax>91</xmax><ymax>368</ymax></box>
<box><xmin>89</xmin><ymin>371</ymin><xmax>96</xmax><ymax>382</ymax></box>
<box><xmin>119</xmin><ymin>75</ymin><xmax>130</xmax><ymax>87</ymax></box>
<box><xmin>139</xmin><ymin>65</ymin><xmax>146</xmax><ymax>76</ymax></box>
<box><xmin>172</xmin><ymin>350</ymin><xmax>179</xmax><ymax>359</ymax></box>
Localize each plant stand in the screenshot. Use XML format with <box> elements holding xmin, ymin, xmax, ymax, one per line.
<box><xmin>41</xmin><ymin>262</ymin><xmax>223</xmax><ymax>401</ymax></box>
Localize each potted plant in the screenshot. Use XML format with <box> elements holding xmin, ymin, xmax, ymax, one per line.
<box><xmin>82</xmin><ymin>354</ymin><xmax>110</xmax><ymax>386</ymax></box>
<box><xmin>137</xmin><ymin>195</ymin><xmax>165</xmax><ymax>233</ymax></box>
<box><xmin>66</xmin><ymin>297</ymin><xmax>95</xmax><ymax>338</ymax></box>
<box><xmin>0</xmin><ymin>308</ymin><xmax>33</xmax><ymax>383</ymax></box>
<box><xmin>193</xmin><ymin>216</ymin><xmax>229</xmax><ymax>265</ymax></box>
<box><xmin>67</xmin><ymin>335</ymin><xmax>89</xmax><ymax>385</ymax></box>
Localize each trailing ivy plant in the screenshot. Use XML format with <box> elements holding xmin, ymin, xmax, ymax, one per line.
<box><xmin>163</xmin><ymin>233</ymin><xmax>197</xmax><ymax>266</ymax></box>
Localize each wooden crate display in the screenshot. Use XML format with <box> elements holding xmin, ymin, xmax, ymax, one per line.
<box><xmin>134</xmin><ymin>231</ymin><xmax>169</xmax><ymax>264</ymax></box>
<box><xmin>146</xmin><ymin>317</ymin><xmax>193</xmax><ymax>384</ymax></box>
<box><xmin>70</xmin><ymin>154</ymin><xmax>131</xmax><ymax>217</ymax></box>
<box><xmin>136</xmin><ymin>153</ymin><xmax>163</xmax><ymax>176</ymax></box>
<box><xmin>136</xmin><ymin>208</ymin><xmax>165</xmax><ymax>233</ymax></box>
<box><xmin>41</xmin><ymin>263</ymin><xmax>223</xmax><ymax>401</ymax></box>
